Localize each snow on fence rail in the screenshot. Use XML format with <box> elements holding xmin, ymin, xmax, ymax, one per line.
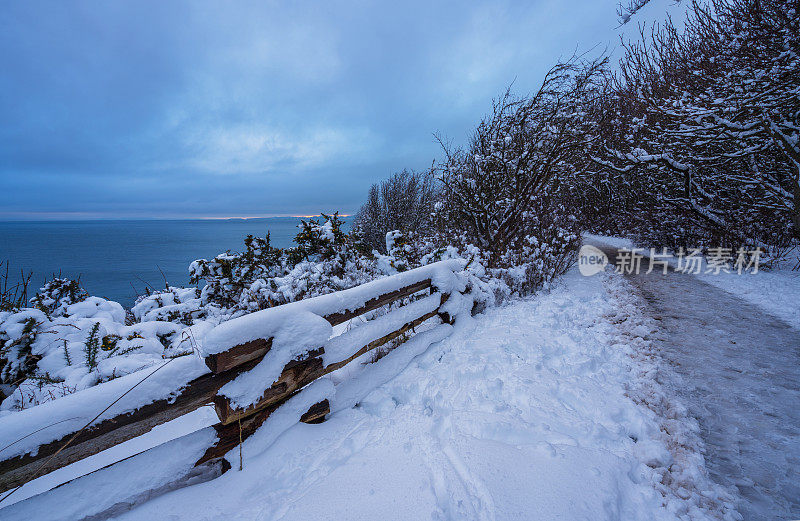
<box><xmin>0</xmin><ymin>260</ymin><xmax>469</xmax><ymax>505</ymax></box>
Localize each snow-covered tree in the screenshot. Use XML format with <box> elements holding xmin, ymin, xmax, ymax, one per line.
<box><xmin>434</xmin><ymin>60</ymin><xmax>603</xmax><ymax>271</ymax></box>
<box><xmin>353</xmin><ymin>170</ymin><xmax>437</xmax><ymax>254</ymax></box>
<box><xmin>587</xmin><ymin>0</ymin><xmax>799</xmax><ymax>249</ymax></box>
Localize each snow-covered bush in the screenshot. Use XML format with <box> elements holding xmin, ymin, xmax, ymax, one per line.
<box><xmin>375</xmin><ymin>230</ymin><xmax>523</xmax><ymax>309</ymax></box>
<box><xmin>30</xmin><ymin>277</ymin><xmax>89</xmax><ymax>317</ymax></box>
<box><xmin>131</xmin><ymin>286</ymin><xmax>205</xmax><ymax>325</ymax></box>
<box><xmin>189</xmin><ymin>232</ymin><xmax>285</xmax><ymax>311</ymax></box>
<box><xmin>188</xmin><ymin>213</ymin><xmax>387</xmax><ymax>317</ymax></box>
<box><xmin>287</xmin><ymin>212</ymin><xmax>348</xmax><ymax>264</ymax></box>
<box><xmin>0</xmin><ymin>280</ymin><xmax>202</xmax><ymax>411</ymax></box>
<box><xmin>431</xmin><ymin>65</ymin><xmax>596</xmax><ymax>294</ymax></box>
<box><xmin>1</xmin><ymin>276</ymin><xmax>92</xmax><ymax>402</ymax></box>
<box><xmin>0</xmin><ymin>310</ymin><xmax>41</xmax><ymax>401</ymax></box>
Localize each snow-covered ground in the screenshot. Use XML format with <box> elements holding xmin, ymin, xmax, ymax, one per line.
<box><xmin>690</xmin><ymin>265</ymin><xmax>800</xmax><ymax>331</ymax></box>
<box><xmin>0</xmin><ymin>265</ymin><xmax>737</xmax><ymax>521</ymax></box>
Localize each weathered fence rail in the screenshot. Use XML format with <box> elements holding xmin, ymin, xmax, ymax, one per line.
<box><xmin>0</xmin><ymin>260</ymin><xmax>467</xmax><ymax>503</ymax></box>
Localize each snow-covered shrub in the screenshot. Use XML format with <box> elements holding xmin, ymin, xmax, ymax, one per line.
<box><xmin>0</xmin><ymin>276</ymin><xmax>90</xmax><ymax>401</ymax></box>
<box><xmin>582</xmin><ymin>0</ymin><xmax>800</xmax><ymax>252</ymax></box>
<box><xmin>132</xmin><ymin>286</ymin><xmax>205</xmax><ymax>325</ymax></box>
<box><xmin>0</xmin><ymin>279</ymin><xmax>202</xmax><ymax>411</ymax></box>
<box><xmin>432</xmin><ymin>64</ymin><xmax>596</xmax><ymax>294</ymax></box>
<box><xmin>372</xmin><ymin>230</ymin><xmax>503</xmax><ymax>311</ymax></box>
<box><xmin>287</xmin><ymin>212</ymin><xmax>348</xmax><ymax>264</ymax></box>
<box><xmin>0</xmin><ymin>310</ymin><xmax>43</xmax><ymax>401</ymax></box>
<box><xmin>381</xmin><ymin>230</ymin><xmax>441</xmax><ymax>273</ymax></box>
<box><xmin>189</xmin><ymin>231</ymin><xmax>286</xmax><ymax>311</ymax></box>
<box><xmin>190</xmin><ymin>213</ymin><xmax>388</xmax><ymax>316</ymax></box>
<box><xmin>30</xmin><ymin>277</ymin><xmax>89</xmax><ymax>318</ymax></box>
<box><xmin>487</xmin><ymin>213</ymin><xmax>580</xmax><ymax>296</ymax></box>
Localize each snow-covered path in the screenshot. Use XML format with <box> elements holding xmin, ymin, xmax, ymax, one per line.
<box><xmin>600</xmin><ymin>245</ymin><xmax>800</xmax><ymax>521</ymax></box>
<box><xmin>2</xmin><ymin>265</ymin><xmax>745</xmax><ymax>521</ymax></box>
<box><xmin>89</xmin><ymin>269</ymin><xmax>716</xmax><ymax>521</ymax></box>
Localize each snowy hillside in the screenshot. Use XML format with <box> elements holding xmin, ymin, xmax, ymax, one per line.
<box><xmin>2</xmin><ymin>264</ymin><xmax>736</xmax><ymax>521</ymax></box>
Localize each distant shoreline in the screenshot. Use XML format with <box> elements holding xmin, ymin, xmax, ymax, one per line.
<box><xmin>0</xmin><ymin>217</ymin><xmax>351</xmax><ymax>306</ymax></box>
<box><xmin>0</xmin><ymin>215</ymin><xmax>352</xmax><ymax>223</ymax></box>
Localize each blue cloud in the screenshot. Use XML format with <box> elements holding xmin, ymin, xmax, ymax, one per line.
<box><xmin>1</xmin><ymin>0</ymin><xmax>632</xmax><ymax>219</ymax></box>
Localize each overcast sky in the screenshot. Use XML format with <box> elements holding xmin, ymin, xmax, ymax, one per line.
<box><xmin>0</xmin><ymin>0</ymin><xmax>678</xmax><ymax>220</ymax></box>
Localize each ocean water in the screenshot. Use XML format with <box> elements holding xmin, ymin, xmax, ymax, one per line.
<box><xmin>0</xmin><ymin>218</ymin><xmax>348</xmax><ymax>308</ymax></box>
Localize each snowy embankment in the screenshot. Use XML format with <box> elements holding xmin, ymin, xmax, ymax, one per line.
<box><xmin>2</xmin><ymin>266</ymin><xmax>734</xmax><ymax>521</ymax></box>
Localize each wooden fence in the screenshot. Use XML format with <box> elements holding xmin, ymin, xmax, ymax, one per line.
<box><xmin>0</xmin><ymin>261</ymin><xmax>467</xmax><ymax>502</ymax></box>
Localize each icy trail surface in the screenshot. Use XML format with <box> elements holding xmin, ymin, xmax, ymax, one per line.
<box><xmin>107</xmin><ymin>269</ymin><xmax>712</xmax><ymax>521</ymax></box>
<box><xmin>597</xmin><ymin>243</ymin><xmax>800</xmax><ymax>521</ymax></box>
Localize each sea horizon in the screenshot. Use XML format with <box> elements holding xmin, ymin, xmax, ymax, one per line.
<box><xmin>0</xmin><ymin>214</ymin><xmax>352</xmax><ymax>223</ymax></box>
<box><xmin>0</xmin><ymin>216</ymin><xmax>351</xmax><ymax>307</ymax></box>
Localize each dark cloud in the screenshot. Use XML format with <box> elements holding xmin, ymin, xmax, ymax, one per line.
<box><xmin>1</xmin><ymin>0</ymin><xmax>629</xmax><ymax>219</ymax></box>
